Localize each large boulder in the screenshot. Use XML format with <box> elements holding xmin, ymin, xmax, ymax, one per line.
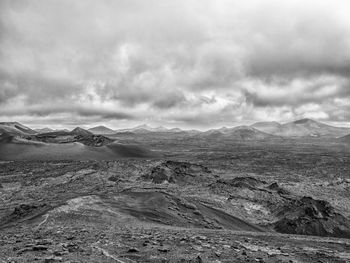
<box><xmin>274</xmin><ymin>196</ymin><xmax>350</xmax><ymax>238</ymax></box>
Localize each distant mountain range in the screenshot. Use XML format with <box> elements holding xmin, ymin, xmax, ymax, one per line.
<box><xmin>199</xmin><ymin>126</ymin><xmax>278</xmax><ymax>141</ymax></box>
<box><xmin>192</xmin><ymin>118</ymin><xmax>350</xmax><ymax>141</ymax></box>
<box><xmin>0</xmin><ymin>122</ymin><xmax>37</xmax><ymax>136</ymax></box>
<box><xmin>250</xmin><ymin>121</ymin><xmax>282</xmax><ymax>134</ymax></box>
<box><xmin>35</xmin><ymin>127</ymin><xmax>54</xmax><ymax>133</ymax></box>
<box><xmin>115</xmin><ymin>124</ymin><xmax>185</xmax><ymax>134</ymax></box>
<box><xmin>88</xmin><ymin>125</ymin><xmax>115</xmax><ymax>134</ymax></box>
<box><xmin>87</xmin><ymin>124</ymin><xmax>186</xmax><ymax>134</ymax></box>
<box><xmin>71</xmin><ymin>127</ymin><xmax>94</xmax><ymax>136</ymax></box>
<box><xmin>1</xmin><ymin>118</ymin><xmax>350</xmax><ymax>140</ymax></box>
<box><xmin>34</xmin><ymin>127</ymin><xmax>70</xmax><ymax>133</ymax></box>
<box><xmin>0</xmin><ymin>124</ymin><xmax>159</xmax><ymax>160</ymax></box>
<box><xmin>251</xmin><ymin>118</ymin><xmax>350</xmax><ymax>138</ymax></box>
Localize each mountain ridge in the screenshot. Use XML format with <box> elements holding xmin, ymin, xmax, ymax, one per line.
<box><xmin>251</xmin><ymin>118</ymin><xmax>350</xmax><ymax>138</ymax></box>
<box><xmin>2</xmin><ymin>119</ymin><xmax>350</xmax><ymax>139</ymax></box>
<box><xmin>88</xmin><ymin>125</ymin><xmax>116</xmax><ymax>135</ymax></box>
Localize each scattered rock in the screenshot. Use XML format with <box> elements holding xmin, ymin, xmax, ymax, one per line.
<box><xmin>215</xmin><ymin>251</ymin><xmax>222</xmax><ymax>257</ymax></box>
<box><xmin>44</xmin><ymin>256</ymin><xmax>63</xmax><ymax>263</ymax></box>
<box><xmin>193</xmin><ymin>210</ymin><xmax>202</xmax><ymax>215</ymax></box>
<box><xmin>158</xmin><ymin>246</ymin><xmax>171</xmax><ymax>253</ymax></box>
<box><xmin>255</xmin><ymin>257</ymin><xmax>265</xmax><ymax>262</ymax></box>
<box><xmin>32</xmin><ymin>245</ymin><xmax>49</xmax><ymax>251</ymax></box>
<box><xmin>127</xmin><ymin>247</ymin><xmax>139</xmax><ymax>253</ymax></box>
<box><xmin>195</xmin><ymin>255</ymin><xmax>204</xmax><ymax>263</ymax></box>
<box><xmin>62</xmin><ymin>243</ymin><xmax>80</xmax><ymax>253</ymax></box>
<box><xmin>143</xmin><ymin>240</ymin><xmax>150</xmax><ymax>246</ymax></box>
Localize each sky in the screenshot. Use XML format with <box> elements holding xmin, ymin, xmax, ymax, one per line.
<box><xmin>1</xmin><ymin>0</ymin><xmax>350</xmax><ymax>130</ymax></box>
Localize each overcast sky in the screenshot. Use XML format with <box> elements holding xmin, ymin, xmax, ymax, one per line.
<box><xmin>1</xmin><ymin>0</ymin><xmax>350</xmax><ymax>129</ymax></box>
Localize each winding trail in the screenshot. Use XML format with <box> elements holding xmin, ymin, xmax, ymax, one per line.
<box><xmin>35</xmin><ymin>214</ymin><xmax>49</xmax><ymax>229</ymax></box>
<box><xmin>93</xmin><ymin>246</ymin><xmax>133</xmax><ymax>263</ymax></box>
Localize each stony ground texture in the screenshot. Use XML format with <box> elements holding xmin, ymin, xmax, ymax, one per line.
<box><xmin>1</xmin><ymin>140</ymin><xmax>350</xmax><ymax>262</ymax></box>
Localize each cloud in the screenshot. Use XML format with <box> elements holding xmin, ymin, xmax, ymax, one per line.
<box><xmin>243</xmin><ymin>76</ymin><xmax>349</xmax><ymax>107</ymax></box>
<box><xmin>1</xmin><ymin>102</ymin><xmax>133</xmax><ymax>120</ymax></box>
<box><xmin>1</xmin><ymin>0</ymin><xmax>350</xmax><ymax>128</ymax></box>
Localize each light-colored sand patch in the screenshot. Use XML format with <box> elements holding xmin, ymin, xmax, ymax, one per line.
<box><xmin>243</xmin><ymin>202</ymin><xmax>270</xmax><ymax>216</ymax></box>
<box><xmin>1</xmin><ymin>182</ymin><xmax>21</xmax><ymax>191</ymax></box>
<box><xmin>52</xmin><ymin>196</ymin><xmax>100</xmax><ymax>213</ymax></box>
<box><xmin>44</xmin><ymin>169</ymin><xmax>97</xmax><ymax>186</ymax></box>
<box><xmin>50</xmin><ymin>195</ymin><xmax>130</xmax><ymax>222</ymax></box>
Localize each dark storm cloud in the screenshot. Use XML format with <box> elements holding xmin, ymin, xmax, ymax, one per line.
<box><xmin>0</xmin><ymin>71</ymin><xmax>83</xmax><ymax>104</ymax></box>
<box><xmin>153</xmin><ymin>92</ymin><xmax>186</xmax><ymax>109</ymax></box>
<box><xmin>1</xmin><ymin>0</ymin><xmax>350</xmax><ymax>128</ymax></box>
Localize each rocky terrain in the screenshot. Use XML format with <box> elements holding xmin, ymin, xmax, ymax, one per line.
<box><xmin>1</xmin><ymin>120</ymin><xmax>350</xmax><ymax>262</ymax></box>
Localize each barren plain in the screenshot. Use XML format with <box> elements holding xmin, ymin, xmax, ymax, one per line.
<box><xmin>1</xmin><ymin>121</ymin><xmax>350</xmax><ymax>262</ymax></box>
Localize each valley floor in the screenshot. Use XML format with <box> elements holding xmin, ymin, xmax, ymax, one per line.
<box><xmin>1</xmin><ymin>141</ymin><xmax>350</xmax><ymax>262</ymax></box>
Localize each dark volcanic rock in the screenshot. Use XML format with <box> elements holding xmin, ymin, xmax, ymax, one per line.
<box><xmin>267</xmin><ymin>182</ymin><xmax>289</xmax><ymax>195</ymax></box>
<box><xmin>0</xmin><ymin>203</ymin><xmax>51</xmax><ymax>227</ymax></box>
<box><xmin>9</xmin><ymin>204</ymin><xmax>47</xmax><ymax>220</ymax></box>
<box><xmin>127</xmin><ymin>247</ymin><xmax>140</xmax><ymax>253</ymax></box>
<box><xmin>74</xmin><ymin>134</ymin><xmax>113</xmax><ymax>147</ymax></box>
<box><xmin>274</xmin><ymin>196</ymin><xmax>350</xmax><ymax>238</ymax></box>
<box><xmin>31</xmin><ymin>130</ymin><xmax>114</xmax><ymax>146</ymax></box>
<box><xmin>143</xmin><ymin>160</ymin><xmax>212</xmax><ymax>184</ymax></box>
<box><xmin>216</xmin><ymin>177</ymin><xmax>267</xmax><ymax>189</ymax></box>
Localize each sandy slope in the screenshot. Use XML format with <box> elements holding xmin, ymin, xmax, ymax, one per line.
<box><xmin>0</xmin><ymin>140</ymin><xmax>159</xmax><ymax>160</ymax></box>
